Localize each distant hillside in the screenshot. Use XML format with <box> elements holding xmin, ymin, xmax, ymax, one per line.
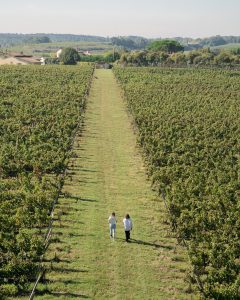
<box><xmin>0</xmin><ymin>33</ymin><xmax>108</xmax><ymax>47</ymax></box>
<box><xmin>211</xmin><ymin>43</ymin><xmax>240</xmax><ymax>51</ymax></box>
<box><xmin>174</xmin><ymin>36</ymin><xmax>240</xmax><ymax>50</ymax></box>
<box><xmin>1</xmin><ymin>33</ymin><xmax>240</xmax><ymax>51</ymax></box>
<box><xmin>6</xmin><ymin>41</ymin><xmax>113</xmax><ymax>57</ymax></box>
<box><xmin>110</xmin><ymin>35</ymin><xmax>240</xmax><ymax>51</ymax></box>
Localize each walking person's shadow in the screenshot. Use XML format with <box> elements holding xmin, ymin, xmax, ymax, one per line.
<box><xmin>119</xmin><ymin>238</ymin><xmax>173</xmax><ymax>249</ymax></box>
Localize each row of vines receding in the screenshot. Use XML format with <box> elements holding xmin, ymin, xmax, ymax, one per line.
<box><xmin>113</xmin><ymin>66</ymin><xmax>240</xmax><ymax>299</ymax></box>
<box><xmin>0</xmin><ymin>64</ymin><xmax>94</xmax><ymax>297</ymax></box>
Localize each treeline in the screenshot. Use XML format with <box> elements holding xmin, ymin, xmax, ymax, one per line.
<box><xmin>110</xmin><ymin>36</ymin><xmax>149</xmax><ymax>50</ymax></box>
<box><xmin>80</xmin><ymin>52</ymin><xmax>120</xmax><ymax>63</ymax></box>
<box><xmin>0</xmin><ymin>33</ymin><xmax>108</xmax><ymax>47</ymax></box>
<box><xmin>0</xmin><ymin>34</ymin><xmax>52</xmax><ymax>47</ymax></box>
<box><xmin>45</xmin><ymin>45</ymin><xmax>240</xmax><ymax>67</ymax></box>
<box><xmin>118</xmin><ymin>48</ymin><xmax>240</xmax><ymax>67</ymax></box>
<box><xmin>174</xmin><ymin>36</ymin><xmax>240</xmax><ymax>50</ymax></box>
<box><xmin>24</xmin><ymin>36</ymin><xmax>51</xmax><ymax>44</ymax></box>
<box><xmin>1</xmin><ymin>33</ymin><xmax>240</xmax><ymax>50</ymax></box>
<box><xmin>44</xmin><ymin>48</ymin><xmax>121</xmax><ymax>65</ymax></box>
<box><xmin>110</xmin><ymin>35</ymin><xmax>240</xmax><ymax>51</ymax></box>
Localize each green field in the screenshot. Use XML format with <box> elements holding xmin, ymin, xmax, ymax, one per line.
<box><xmin>211</xmin><ymin>42</ymin><xmax>240</xmax><ymax>51</ymax></box>
<box><xmin>7</xmin><ymin>41</ymin><xmax>113</xmax><ymax>57</ymax></box>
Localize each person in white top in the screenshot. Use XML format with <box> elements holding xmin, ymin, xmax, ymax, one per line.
<box><xmin>123</xmin><ymin>214</ymin><xmax>133</xmax><ymax>242</ymax></box>
<box><xmin>108</xmin><ymin>212</ymin><xmax>117</xmax><ymax>239</ymax></box>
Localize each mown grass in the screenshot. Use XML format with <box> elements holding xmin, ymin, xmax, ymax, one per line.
<box><xmin>21</xmin><ymin>69</ymin><xmax>199</xmax><ymax>299</ymax></box>
<box><xmin>211</xmin><ymin>42</ymin><xmax>240</xmax><ymax>51</ymax></box>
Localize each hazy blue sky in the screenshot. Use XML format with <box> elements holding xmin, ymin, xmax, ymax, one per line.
<box><xmin>0</xmin><ymin>0</ymin><xmax>239</xmax><ymax>37</ymax></box>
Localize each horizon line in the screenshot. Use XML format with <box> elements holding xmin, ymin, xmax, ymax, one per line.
<box><xmin>0</xmin><ymin>32</ymin><xmax>239</xmax><ymax>40</ymax></box>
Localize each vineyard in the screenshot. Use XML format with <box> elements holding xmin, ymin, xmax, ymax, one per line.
<box><xmin>114</xmin><ymin>67</ymin><xmax>240</xmax><ymax>299</ymax></box>
<box><xmin>0</xmin><ymin>64</ymin><xmax>94</xmax><ymax>297</ymax></box>
<box><xmin>1</xmin><ymin>63</ymin><xmax>239</xmax><ymax>299</ymax></box>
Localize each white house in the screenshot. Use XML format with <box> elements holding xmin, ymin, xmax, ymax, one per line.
<box><xmin>40</xmin><ymin>57</ymin><xmax>46</xmax><ymax>65</ymax></box>
<box><xmin>56</xmin><ymin>49</ymin><xmax>63</xmax><ymax>58</ymax></box>
<box><xmin>83</xmin><ymin>51</ymin><xmax>91</xmax><ymax>56</ymax></box>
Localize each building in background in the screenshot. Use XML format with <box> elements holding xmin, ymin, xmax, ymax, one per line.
<box><xmin>56</xmin><ymin>49</ymin><xmax>63</xmax><ymax>58</ymax></box>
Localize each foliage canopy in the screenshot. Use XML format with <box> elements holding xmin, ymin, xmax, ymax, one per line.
<box><xmin>148</xmin><ymin>39</ymin><xmax>184</xmax><ymax>53</ymax></box>
<box><xmin>59</xmin><ymin>47</ymin><xmax>80</xmax><ymax>65</ymax></box>
<box><xmin>0</xmin><ymin>64</ymin><xmax>94</xmax><ymax>296</ymax></box>
<box><xmin>114</xmin><ymin>66</ymin><xmax>240</xmax><ymax>299</ymax></box>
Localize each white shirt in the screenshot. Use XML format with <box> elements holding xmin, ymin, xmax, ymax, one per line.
<box><xmin>108</xmin><ymin>216</ymin><xmax>117</xmax><ymax>225</ymax></box>
<box><xmin>123</xmin><ymin>218</ymin><xmax>132</xmax><ymax>231</ymax></box>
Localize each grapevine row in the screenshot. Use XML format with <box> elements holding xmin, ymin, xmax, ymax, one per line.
<box><xmin>114</xmin><ymin>66</ymin><xmax>240</xmax><ymax>299</ymax></box>
<box><xmin>0</xmin><ymin>64</ymin><xmax>94</xmax><ymax>297</ymax></box>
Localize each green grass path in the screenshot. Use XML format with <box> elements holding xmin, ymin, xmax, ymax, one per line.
<box><xmin>36</xmin><ymin>69</ymin><xmax>197</xmax><ymax>299</ymax></box>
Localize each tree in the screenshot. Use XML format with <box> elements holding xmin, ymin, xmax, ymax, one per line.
<box><xmin>25</xmin><ymin>36</ymin><xmax>51</xmax><ymax>44</ymax></box>
<box><xmin>205</xmin><ymin>35</ymin><xmax>227</xmax><ymax>47</ymax></box>
<box><xmin>214</xmin><ymin>51</ymin><xmax>233</xmax><ymax>65</ymax></box>
<box><xmin>59</xmin><ymin>48</ymin><xmax>80</xmax><ymax>65</ymax></box>
<box><xmin>148</xmin><ymin>39</ymin><xmax>184</xmax><ymax>53</ymax></box>
<box><xmin>110</xmin><ymin>37</ymin><xmax>149</xmax><ymax>50</ymax></box>
<box><xmin>146</xmin><ymin>51</ymin><xmax>169</xmax><ymax>66</ymax></box>
<box><xmin>103</xmin><ymin>51</ymin><xmax>120</xmax><ymax>62</ymax></box>
<box><xmin>131</xmin><ymin>51</ymin><xmax>148</xmax><ymax>66</ymax></box>
<box><xmin>187</xmin><ymin>48</ymin><xmax>214</xmax><ymax>65</ymax></box>
<box><xmin>111</xmin><ymin>37</ymin><xmax>135</xmax><ymax>49</ymax></box>
<box><xmin>45</xmin><ymin>57</ymin><xmax>59</xmax><ymax>65</ymax></box>
<box><xmin>171</xmin><ymin>52</ymin><xmax>187</xmax><ymax>65</ymax></box>
<box><xmin>232</xmin><ymin>48</ymin><xmax>240</xmax><ymax>55</ymax></box>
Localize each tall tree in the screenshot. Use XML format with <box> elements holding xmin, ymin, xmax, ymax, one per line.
<box><xmin>59</xmin><ymin>48</ymin><xmax>80</xmax><ymax>65</ymax></box>
<box><xmin>148</xmin><ymin>40</ymin><xmax>184</xmax><ymax>53</ymax></box>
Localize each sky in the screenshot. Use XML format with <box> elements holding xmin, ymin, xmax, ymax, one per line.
<box><xmin>0</xmin><ymin>0</ymin><xmax>239</xmax><ymax>38</ymax></box>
